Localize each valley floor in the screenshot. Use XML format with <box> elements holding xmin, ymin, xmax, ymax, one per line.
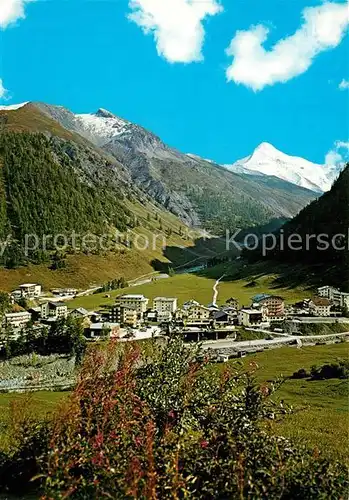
<box><xmin>68</xmin><ymin>269</ymin><xmax>311</xmax><ymax>310</ymax></box>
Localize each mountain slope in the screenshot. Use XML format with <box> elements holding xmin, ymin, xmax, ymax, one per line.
<box><xmin>0</xmin><ymin>132</ymin><xmax>131</xmax><ymax>236</ymax></box>
<box><xmin>226</xmin><ymin>142</ymin><xmax>341</xmax><ymax>193</ymax></box>
<box><xmin>34</xmin><ymin>103</ymin><xmax>317</xmax><ymax>231</ymax></box>
<box><xmin>0</xmin><ymin>130</ymin><xmax>135</xmax><ymax>268</ymax></box>
<box><xmin>243</xmin><ymin>165</ymin><xmax>349</xmax><ymax>289</ymax></box>
<box><xmin>0</xmin><ymin>101</ymin><xmax>332</xmax><ymax>289</ymax></box>
<box><xmin>0</xmin><ymin>106</ymin><xmax>208</xmax><ymax>285</ymax></box>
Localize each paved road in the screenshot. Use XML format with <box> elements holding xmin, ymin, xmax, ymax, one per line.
<box><xmin>201</xmin><ymin>332</ymin><xmax>349</xmax><ymax>351</ymax></box>
<box><xmin>296</xmin><ymin>331</ymin><xmax>349</xmax><ymax>340</ymax></box>
<box><xmin>201</xmin><ymin>337</ymin><xmax>296</xmax><ymax>351</ymax></box>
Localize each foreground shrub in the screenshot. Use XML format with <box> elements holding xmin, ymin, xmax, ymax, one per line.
<box><xmin>40</xmin><ymin>339</ymin><xmax>348</xmax><ymax>499</ymax></box>
<box><xmin>291</xmin><ymin>368</ymin><xmax>309</xmax><ymax>379</ymax></box>
<box><xmin>310</xmin><ymin>360</ymin><xmax>349</xmax><ymax>380</ymax></box>
<box><xmin>291</xmin><ymin>359</ymin><xmax>349</xmax><ymax>381</ymax></box>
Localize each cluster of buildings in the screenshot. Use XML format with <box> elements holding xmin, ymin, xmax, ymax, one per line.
<box><xmin>2</xmin><ymin>282</ymin><xmax>349</xmax><ymax>341</ymax></box>
<box><xmin>4</xmin><ymin>282</ymin><xmax>69</xmax><ymax>333</ymax></box>
<box><xmin>83</xmin><ymin>294</ymin><xmax>237</xmax><ymax>341</ymax></box>
<box><xmin>92</xmin><ymin>293</ymin><xmax>284</xmax><ymax>333</ymax></box>
<box><xmin>94</xmin><ymin>295</ymin><xmax>177</xmax><ymax>333</ymax></box>
<box><xmin>107</xmin><ymin>294</ymin><xmax>234</xmax><ymax>328</ymax></box>
<box><xmin>10</xmin><ymin>283</ymin><xmax>78</xmax><ymax>302</ymax></box>
<box><xmin>317</xmin><ymin>286</ymin><xmax>349</xmax><ymax>309</ymax></box>
<box><xmin>3</xmin><ymin>301</ymin><xmax>69</xmax><ymax>332</ymax></box>
<box><xmin>238</xmin><ymin>294</ymin><xmax>285</xmax><ymax>327</ymax></box>
<box><xmin>287</xmin><ymin>286</ymin><xmax>349</xmax><ymax>318</ymax></box>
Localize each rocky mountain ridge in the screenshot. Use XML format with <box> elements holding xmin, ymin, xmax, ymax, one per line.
<box><xmin>0</xmin><ymin>102</ymin><xmax>318</xmax><ymax>231</ymax></box>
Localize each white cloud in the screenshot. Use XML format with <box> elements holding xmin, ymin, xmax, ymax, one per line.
<box><xmin>339</xmin><ymin>78</ymin><xmax>349</xmax><ymax>89</ymax></box>
<box><xmin>325</xmin><ymin>140</ymin><xmax>349</xmax><ymax>167</ymax></box>
<box><xmin>0</xmin><ymin>0</ymin><xmax>36</xmax><ymax>100</ymax></box>
<box><xmin>0</xmin><ymin>79</ymin><xmax>7</xmax><ymax>99</ymax></box>
<box><xmin>0</xmin><ymin>0</ymin><xmax>35</xmax><ymax>29</ymax></box>
<box><xmin>128</xmin><ymin>0</ymin><xmax>223</xmax><ymax>63</ymax></box>
<box><xmin>226</xmin><ymin>2</ymin><xmax>349</xmax><ymax>91</ymax></box>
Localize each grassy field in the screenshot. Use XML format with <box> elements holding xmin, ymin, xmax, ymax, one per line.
<box><xmin>0</xmin><ymin>391</ymin><xmax>68</xmax><ymax>452</ymax></box>
<box><xmin>228</xmin><ymin>343</ymin><xmax>349</xmax><ymax>462</ymax></box>
<box><xmin>68</xmin><ymin>270</ymin><xmax>311</xmax><ymax>311</ymax></box>
<box><xmin>0</xmin><ymin>391</ymin><xmax>67</xmax><ymax>422</ymax></box>
<box><xmin>0</xmin><ymin>252</ymin><xmax>156</xmax><ymax>293</ymax></box>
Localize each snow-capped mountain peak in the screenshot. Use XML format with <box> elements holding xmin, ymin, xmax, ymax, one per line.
<box><xmin>95</xmin><ymin>108</ymin><xmax>117</xmax><ymax>119</ymax></box>
<box><xmin>226</xmin><ymin>142</ymin><xmax>342</xmax><ymax>193</ymax></box>
<box><xmin>74</xmin><ymin>109</ymin><xmax>129</xmax><ymax>146</ymax></box>
<box><xmin>253</xmin><ymin>142</ymin><xmax>279</xmax><ymax>155</ymax></box>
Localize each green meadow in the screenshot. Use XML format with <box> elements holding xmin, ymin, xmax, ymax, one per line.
<box><xmin>0</xmin><ymin>391</ymin><xmax>68</xmax><ymax>452</ymax></box>
<box><xmin>67</xmin><ymin>271</ymin><xmax>311</xmax><ymax>311</ymax></box>
<box><xmin>224</xmin><ymin>343</ymin><xmax>349</xmax><ymax>462</ymax></box>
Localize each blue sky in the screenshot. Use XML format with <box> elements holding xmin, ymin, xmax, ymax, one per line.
<box><xmin>0</xmin><ymin>0</ymin><xmax>348</xmax><ymax>165</ymax></box>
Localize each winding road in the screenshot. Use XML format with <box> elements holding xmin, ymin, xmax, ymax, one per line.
<box><xmin>212</xmin><ymin>275</ymin><xmax>225</xmax><ymax>306</ymax></box>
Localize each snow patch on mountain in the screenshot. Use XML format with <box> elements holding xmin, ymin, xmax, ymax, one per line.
<box><xmin>74</xmin><ymin>108</ymin><xmax>130</xmax><ymax>146</ymax></box>
<box><xmin>0</xmin><ymin>102</ymin><xmax>29</xmax><ymax>111</ymax></box>
<box><xmin>226</xmin><ymin>142</ymin><xmax>342</xmax><ymax>192</ymax></box>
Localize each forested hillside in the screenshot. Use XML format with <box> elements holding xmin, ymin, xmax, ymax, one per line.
<box><xmin>1</xmin><ymin>132</ymin><xmax>131</xmax><ymax>237</ymax></box>
<box><xmin>0</xmin><ymin>128</ymin><xmax>210</xmax><ymax>287</ymax></box>
<box><xmin>244</xmin><ymin>165</ymin><xmax>349</xmax><ymax>286</ymax></box>
<box><xmin>0</xmin><ymin>132</ymin><xmax>134</xmax><ymax>267</ymax></box>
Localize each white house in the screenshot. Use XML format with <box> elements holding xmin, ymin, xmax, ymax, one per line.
<box><xmin>120</xmin><ymin>308</ymin><xmax>138</xmax><ymax>327</ymax></box>
<box><xmin>70</xmin><ymin>308</ymin><xmax>89</xmax><ymax>319</ymax></box>
<box><xmin>4</xmin><ymin>311</ymin><xmax>31</xmax><ymax>329</ymax></box>
<box><xmin>115</xmin><ymin>295</ymin><xmax>149</xmax><ymax>314</ymax></box>
<box><xmin>342</xmin><ymin>294</ymin><xmax>349</xmax><ymax>309</ymax></box>
<box><xmin>41</xmin><ymin>302</ymin><xmax>68</xmax><ymax>320</ymax></box>
<box><xmin>18</xmin><ymin>284</ymin><xmax>42</xmax><ymax>299</ymax></box>
<box><xmin>153</xmin><ymin>297</ymin><xmax>178</xmax><ymax>318</ymax></box>
<box><xmin>310</xmin><ymin>297</ymin><xmax>332</xmax><ymax>317</ymax></box>
<box><xmin>317</xmin><ymin>286</ymin><xmax>349</xmax><ymax>308</ymax></box>
<box><xmin>317</xmin><ymin>286</ymin><xmax>337</xmax><ymax>300</ymax></box>
<box><xmin>238</xmin><ymin>308</ymin><xmax>269</xmax><ymax>327</ymax></box>
<box><xmin>185</xmin><ymin>304</ymin><xmax>211</xmax><ymax>324</ymax></box>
